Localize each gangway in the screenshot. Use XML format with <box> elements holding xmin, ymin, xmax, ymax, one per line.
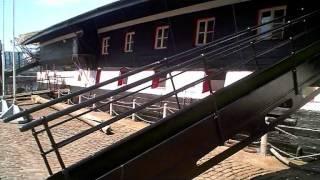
<box><xmin>2</xmin><ymin>9</ymin><xmax>320</xmax><ymax>180</ymax></box>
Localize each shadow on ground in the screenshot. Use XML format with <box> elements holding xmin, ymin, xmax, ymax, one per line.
<box><xmin>253</xmin><ymin>161</ymin><xmax>320</xmax><ymax>180</ymax></box>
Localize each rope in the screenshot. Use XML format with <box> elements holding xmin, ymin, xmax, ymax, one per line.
<box><xmin>59</xmin><ymin>91</ymin><xmax>70</xmax><ymax>96</ymax></box>
<box><xmin>134</xmin><ymin>96</ymin><xmax>177</xmax><ymax>105</ymax></box>
<box><xmin>145</xmin><ymin>106</ymin><xmax>163</xmax><ymax>111</ymax></box>
<box><xmin>135</xmin><ymin>114</ymin><xmax>155</xmax><ymax>124</ymax></box>
<box><xmin>138</xmin><ymin>113</ymin><xmax>159</xmax><ymax>120</ymax></box>
<box><xmin>113</xmin><ymin>103</ymin><xmax>132</xmax><ymax>109</ymax></box>
<box><xmin>268</xmin><ymin>143</ymin><xmax>296</xmax><ymax>158</ymax></box>
<box><xmin>167</xmin><ymin>108</ymin><xmax>176</xmax><ymax>114</ymax></box>
<box><xmin>275</xmin><ymin>126</ymin><xmax>298</xmax><ymax>139</ymax></box>
<box><xmin>81</xmin><ymin>95</ymin><xmax>95</xmax><ymax>100</ymax></box>
<box><xmin>116</xmin><ymin>100</ymin><xmax>133</xmax><ymax>105</ymax></box>
<box><xmin>112</xmin><ymin>110</ymin><xmax>120</xmax><ymax>116</ymax></box>
<box><xmin>289</xmin><ymin>153</ymin><xmax>320</xmax><ymax>160</ymax></box>
<box><xmin>68</xmin><ymin>99</ymin><xmax>76</xmax><ymax>105</ymax></box>
<box><xmin>99</xmin><ymin>100</ymin><xmax>111</xmax><ymax>104</ymax></box>
<box><xmin>97</xmin><ymin>109</ymin><xmax>110</xmax><ymax>113</ymax></box>
<box><xmin>167</xmin><ymin>107</ymin><xmax>179</xmax><ymax>111</ymax></box>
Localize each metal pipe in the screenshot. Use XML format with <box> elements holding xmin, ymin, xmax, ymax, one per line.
<box><xmin>31</xmin><ymin>38</ymin><xmax>320</xmax><ymax>174</ymax></box>
<box><xmin>31</xmin><ymin>128</ymin><xmax>53</xmax><ymax>175</ymax></box>
<box><xmin>12</xmin><ymin>0</ymin><xmax>16</xmax><ymax>102</ymax></box>
<box><xmin>43</xmin><ymin>122</ymin><xmax>65</xmax><ymax>169</ymax></box>
<box><xmin>31</xmin><ymin>13</ymin><xmax>320</xmax><ymax>178</ymax></box>
<box><xmin>20</xmin><ymin>21</ymin><xmax>313</xmax><ymax>131</ymax></box>
<box><xmin>4</xmin><ymin>10</ymin><xmax>308</xmax><ymax>121</ymax></box>
<box><xmin>54</xmin><ymin>74</ymin><xmax>208</xmax><ymax>149</ymax></box>
<box><xmin>20</xmin><ymin>36</ymin><xmax>248</xmax><ymax>130</ymax></box>
<box><xmin>37</xmin><ymin>71</ymin><xmax>182</xmax><ymax>132</ymax></box>
<box><xmin>1</xmin><ymin>0</ymin><xmax>5</xmax><ymax>97</ymax></box>
<box><xmin>39</xmin><ymin>66</ymin><xmax>229</xmax><ymax>153</ymax></box>
<box><xmin>20</xmin><ymin>11</ymin><xmax>320</xmax><ymax>133</ymax></box>
<box><xmin>38</xmin><ymin>40</ymin><xmax>272</xmax><ymax>146</ymax></box>
<box><xmin>3</xmin><ymin>62</ymin><xmax>159</xmax><ymax>121</ymax></box>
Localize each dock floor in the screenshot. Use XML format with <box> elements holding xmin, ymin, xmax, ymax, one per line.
<box><xmin>1</xmin><ymin>99</ymin><xmax>320</xmax><ymax>180</ymax></box>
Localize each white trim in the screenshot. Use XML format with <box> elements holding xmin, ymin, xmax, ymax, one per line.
<box><xmin>259</xmin><ymin>5</ymin><xmax>287</xmax><ymax>16</ymax></box>
<box><xmin>124</xmin><ymin>31</ymin><xmax>135</xmax><ymax>52</ymax></box>
<box><xmin>98</xmin><ymin>0</ymin><xmax>250</xmax><ymax>34</ymax></box>
<box><xmin>154</xmin><ymin>25</ymin><xmax>169</xmax><ymax>49</ymax></box>
<box><xmin>41</xmin><ymin>30</ymin><xmax>83</xmax><ymax>47</ymax></box>
<box><xmin>195</xmin><ymin>17</ymin><xmax>216</xmax><ymax>46</ymax></box>
<box><xmin>101</xmin><ymin>37</ymin><xmax>110</xmax><ymax>55</ymax></box>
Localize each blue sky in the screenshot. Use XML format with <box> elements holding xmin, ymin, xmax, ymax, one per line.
<box><xmin>1</xmin><ymin>0</ymin><xmax>118</xmax><ymax>50</ymax></box>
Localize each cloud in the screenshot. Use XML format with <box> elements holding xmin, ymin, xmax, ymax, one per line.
<box><xmin>37</xmin><ymin>0</ymin><xmax>81</xmax><ymax>6</ymax></box>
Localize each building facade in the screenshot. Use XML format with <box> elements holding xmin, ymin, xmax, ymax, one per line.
<box><xmin>24</xmin><ymin>0</ymin><xmax>317</xmax><ymax>99</ymax></box>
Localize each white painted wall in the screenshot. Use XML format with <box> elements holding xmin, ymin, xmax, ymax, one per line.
<box><xmin>38</xmin><ymin>69</ymin><xmax>210</xmax><ymax>99</ymax></box>
<box><xmin>37</xmin><ymin>69</ymin><xmax>320</xmax><ymax>110</ymax></box>
<box><xmin>224</xmin><ymin>71</ymin><xmax>253</xmax><ymax>87</ymax></box>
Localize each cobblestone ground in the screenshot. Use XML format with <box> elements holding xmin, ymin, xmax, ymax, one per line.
<box><xmin>194</xmin><ymin>147</ymin><xmax>286</xmax><ymax>180</ymax></box>
<box><xmin>17</xmin><ymin>100</ymin><xmax>147</xmax><ymax>174</ymax></box>
<box><xmin>0</xmin><ymin>122</ymin><xmax>48</xmax><ymax>180</ymax></box>
<box><xmin>1</xmin><ymin>100</ymin><xmax>319</xmax><ymax>180</ymax></box>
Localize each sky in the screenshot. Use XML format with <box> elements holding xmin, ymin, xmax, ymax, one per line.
<box><xmin>0</xmin><ymin>0</ymin><xmax>118</xmax><ymax>51</ymax></box>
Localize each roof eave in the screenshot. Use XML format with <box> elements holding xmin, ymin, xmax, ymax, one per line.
<box><xmin>23</xmin><ymin>0</ymin><xmax>148</xmax><ymax>45</ymax></box>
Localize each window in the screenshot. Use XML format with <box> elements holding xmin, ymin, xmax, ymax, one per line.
<box><xmin>154</xmin><ymin>26</ymin><xmax>169</xmax><ymax>49</ymax></box>
<box><xmin>196</xmin><ymin>17</ymin><xmax>215</xmax><ymax>46</ymax></box>
<box><xmin>258</xmin><ymin>6</ymin><xmax>287</xmax><ymax>39</ymax></box>
<box><xmin>118</xmin><ymin>67</ymin><xmax>129</xmax><ymax>86</ymax></box>
<box><xmin>151</xmin><ymin>71</ymin><xmax>167</xmax><ymax>89</ymax></box>
<box><xmin>124</xmin><ymin>32</ymin><xmax>135</xmax><ymax>52</ymax></box>
<box><xmin>101</xmin><ymin>37</ymin><xmax>110</xmax><ymax>55</ymax></box>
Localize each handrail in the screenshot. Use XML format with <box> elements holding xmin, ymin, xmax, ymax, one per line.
<box><xmin>18</xmin><ymin>10</ymin><xmax>319</xmax><ymax>130</ymax></box>
<box><xmin>20</xmin><ymin>25</ymin><xmax>316</xmax><ymax>143</ymax></box>
<box><xmin>4</xmin><ymin>10</ymin><xmax>314</xmax><ymax>122</ymax></box>
<box><xmin>19</xmin><ymin>9</ymin><xmax>320</xmax><ymax>176</ymax></box>
<box><xmin>50</xmin><ymin>41</ymin><xmax>320</xmax><ymax>180</ymax></box>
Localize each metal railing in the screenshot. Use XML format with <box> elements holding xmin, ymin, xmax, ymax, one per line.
<box><xmin>6</xmin><ymin>10</ymin><xmax>320</xmax><ymax>175</ymax></box>
<box><xmin>3</xmin><ymin>12</ymin><xmax>301</xmax><ymax>123</ymax></box>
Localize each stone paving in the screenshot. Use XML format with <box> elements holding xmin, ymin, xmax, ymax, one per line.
<box><xmin>194</xmin><ymin>146</ymin><xmax>285</xmax><ymax>180</ymax></box>
<box><xmin>1</xmin><ymin>100</ymin><xmax>320</xmax><ymax>180</ymax></box>
<box><xmin>0</xmin><ymin>122</ymin><xmax>48</xmax><ymax>180</ymax></box>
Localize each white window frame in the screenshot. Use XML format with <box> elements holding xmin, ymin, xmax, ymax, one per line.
<box><xmin>101</xmin><ymin>37</ymin><xmax>110</xmax><ymax>55</ymax></box>
<box><xmin>195</xmin><ymin>17</ymin><xmax>216</xmax><ymax>46</ymax></box>
<box><xmin>258</xmin><ymin>6</ymin><xmax>287</xmax><ymax>40</ymax></box>
<box><xmin>124</xmin><ymin>32</ymin><xmax>135</xmax><ymax>52</ymax></box>
<box><xmin>154</xmin><ymin>25</ymin><xmax>169</xmax><ymax>49</ymax></box>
